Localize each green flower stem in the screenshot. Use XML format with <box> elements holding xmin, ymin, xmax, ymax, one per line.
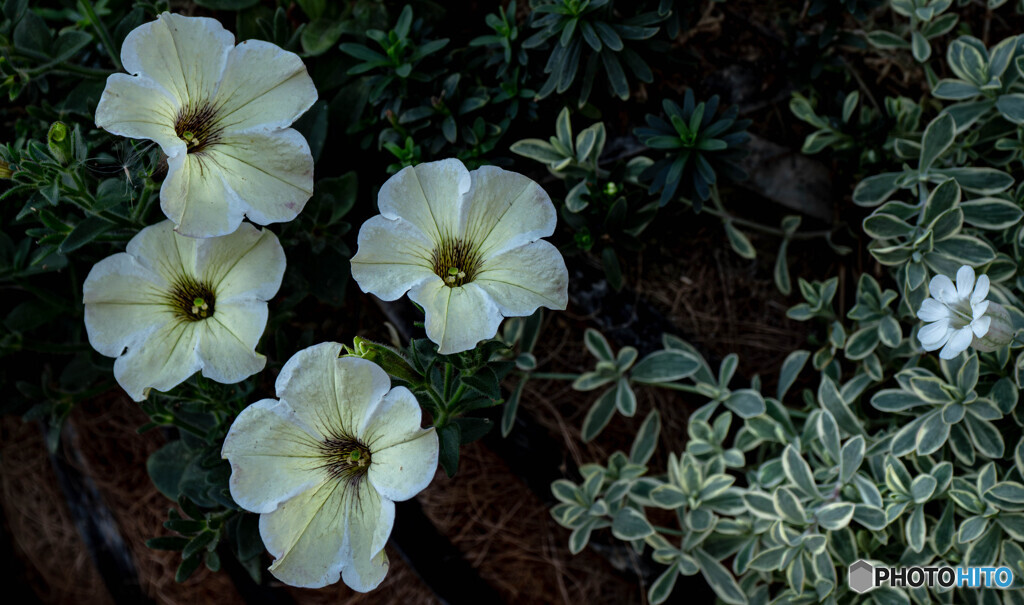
<box><xmin>449</xmin><ymin>383</ymin><xmax>467</xmax><ymax>407</ymax></box>
<box><xmin>707</xmin><ymin>185</ymin><xmax>833</xmax><ymax>240</ymax></box>
<box><xmin>80</xmin><ymin>0</ymin><xmax>123</xmax><ymax>72</ymax></box>
<box><xmin>442</xmin><ymin>362</ymin><xmax>454</xmax><ymax>400</ymax></box>
<box><xmin>171</xmin><ymin>416</ymin><xmax>209</xmax><ymax>440</ymax></box>
<box><xmin>650</xmin><ymin>382</ymin><xmax>706</xmax><ymax>395</ymax></box>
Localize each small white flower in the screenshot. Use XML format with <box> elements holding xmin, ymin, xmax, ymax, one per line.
<box><xmin>350</xmin><ymin>159</ymin><xmax>569</xmax><ymax>355</ymax></box>
<box><xmin>221</xmin><ymin>343</ymin><xmax>438</xmax><ymax>591</ymax></box>
<box><xmin>83</xmin><ymin>220</ymin><xmax>285</xmax><ymax>401</ymax></box>
<box><xmin>917</xmin><ymin>265</ymin><xmax>992</xmax><ymax>359</ymax></box>
<box><xmin>95</xmin><ymin>13</ymin><xmax>317</xmax><ymax>238</ymax></box>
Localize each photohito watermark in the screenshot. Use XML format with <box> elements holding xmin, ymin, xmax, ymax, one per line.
<box><xmin>848</xmin><ymin>560</ymin><xmax>1014</xmax><ymax>593</ymax></box>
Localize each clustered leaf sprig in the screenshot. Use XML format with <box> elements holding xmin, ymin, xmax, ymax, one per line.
<box><xmin>522</xmin><ymin>0</ymin><xmax>662</xmax><ymax>106</ymax></box>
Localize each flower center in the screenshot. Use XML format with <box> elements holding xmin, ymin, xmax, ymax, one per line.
<box><xmin>167</xmin><ymin>275</ymin><xmax>216</xmax><ymax>321</ymax></box>
<box><xmin>174</xmin><ymin>102</ymin><xmax>221</xmax><ymax>153</ymax></box>
<box><xmin>431</xmin><ymin>237</ymin><xmax>482</xmax><ymax>288</ymax></box>
<box><xmin>318</xmin><ymin>436</ymin><xmax>372</xmax><ymax>483</ymax></box>
<box><xmin>948</xmin><ymin>299</ymin><xmax>974</xmax><ymax>330</ymax></box>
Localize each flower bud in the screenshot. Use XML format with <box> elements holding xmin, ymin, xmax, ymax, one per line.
<box><xmin>971</xmin><ymin>301</ymin><xmax>1015</xmax><ymax>352</ymax></box>
<box><xmin>0</xmin><ymin>158</ymin><xmax>11</xmax><ymax>180</ymax></box>
<box><xmin>342</xmin><ymin>337</ymin><xmax>421</xmax><ymax>384</ymax></box>
<box><xmin>47</xmin><ymin>121</ymin><xmax>72</xmax><ymax>165</ymax></box>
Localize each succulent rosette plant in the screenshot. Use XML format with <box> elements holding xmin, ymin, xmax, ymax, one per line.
<box><xmin>350</xmin><ymin>158</ymin><xmax>569</xmax><ymax>354</ymax></box>
<box><xmin>83</xmin><ymin>220</ymin><xmax>285</xmax><ymax>401</ymax></box>
<box><xmin>221</xmin><ymin>343</ymin><xmax>438</xmax><ymax>590</ymax></box>
<box><xmin>94</xmin><ymin>12</ymin><xmax>317</xmax><ymax>237</ymax></box>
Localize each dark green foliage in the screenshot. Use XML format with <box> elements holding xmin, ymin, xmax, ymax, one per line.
<box><xmin>523</xmin><ymin>0</ymin><xmax>661</xmax><ymax>106</ymax></box>
<box><xmin>635</xmin><ymin>90</ymin><xmax>751</xmax><ymax>209</ymax></box>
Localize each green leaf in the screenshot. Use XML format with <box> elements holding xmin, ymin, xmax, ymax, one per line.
<box><xmin>920</xmin><ymin>113</ymin><xmax>955</xmax><ymax>173</ymax></box>
<box><xmin>630</xmin><ymin>410</ymin><xmax>661</xmax><ymax>464</ymax></box>
<box><xmin>147</xmin><ymin>441</ymin><xmax>193</xmax><ymax>501</ymax></box>
<box><xmin>630</xmin><ymin>350</ymin><xmax>700</xmax><ymax>384</ymax></box>
<box><xmin>773</xmin><ymin>486</ymin><xmax>806</xmax><ymax>525</ymax></box>
<box><xmin>817</xmin><ymin>503</ymin><xmax>855</xmax><ymax>530</ymax></box>
<box><xmin>146</xmin><ymin>536</ymin><xmax>189</xmax><ymax>551</ymax></box>
<box><xmin>175</xmin><ymin>554</ymin><xmax>203</xmax><ymax>583</ymax></box>
<box><xmin>853</xmin><ymin>172</ymin><xmax>901</xmax><ymax>207</ymax></box>
<box><xmin>695</xmin><ymin>549</ymin><xmax>748</xmax><ymax>605</ymax></box>
<box><xmin>581</xmin><ymin>387</ymin><xmax>617</xmax><ymax>442</ymax></box>
<box><xmin>510</xmin><ymin>139</ymin><xmax>566</xmax><ymax>164</ymax></box>
<box><xmin>863</xmin><ymin>213</ymin><xmax>913</xmax><ymax>239</ymax></box>
<box><xmin>911</xmin><ymin>30</ymin><xmax>930</xmax><ymax>62</ymax></box>
<box><xmin>778</xmin><ymin>350</ymin><xmax>809</xmax><ymax>400</ymax></box>
<box><xmin>782</xmin><ymin>445</ymin><xmax>818</xmax><ymax>499</ymax></box>
<box><xmin>961</xmin><ymin>197</ymin><xmax>1024</xmax><ymax>229</ymax></box>
<box><xmin>910</xmin><ymin>475</ymin><xmax>938</xmax><ymax>504</ymax></box>
<box><xmin>611</xmin><ymin>507</ymin><xmax>654</xmax><ymax>540</ymax></box>
<box><xmin>724</xmin><ymin>222</ymin><xmax>756</xmax><ymax>259</ymax></box>
<box><xmin>438</xmin><ymin>423</ymin><xmax>461</xmax><ymax>477</ymax></box>
<box><xmin>818</xmin><ymin>377</ymin><xmax>864</xmax><ymax>436</ymax></box>
<box><xmin>906</xmin><ymin>504</ymin><xmax>926</xmax><ymax>552</ymax></box>
<box><xmin>500</xmin><ymin>380</ymin><xmax>526</xmax><ymax>438</ymax></box>
<box><xmin>648</xmin><ymin>561</ymin><xmax>679</xmax><ymax>604</ymax></box>
<box><xmin>839</xmin><ymin>436</ymin><xmax>865</xmax><ymax>484</ymax></box>
<box><xmin>865</xmin><ymin>30</ymin><xmax>910</xmax><ymax>50</ymax></box>
<box><xmin>584</xmin><ymin>328</ymin><xmax>615</xmax><ymax>362</ymax></box>
<box><xmin>724</xmin><ymin>389</ymin><xmax>765</xmax><ymax>418</ymax></box>
<box><xmin>615</xmin><ymin>377</ymin><xmax>636</xmax><ymax>417</ymax></box>
<box><xmin>844</xmin><ymin>327</ymin><xmax>879</xmax><ymax>361</ymax></box>
<box><xmin>774</xmin><ymin>239</ymin><xmax>792</xmax><ymax>295</ymax></box>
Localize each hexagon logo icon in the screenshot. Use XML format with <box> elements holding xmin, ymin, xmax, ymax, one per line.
<box><xmin>848</xmin><ymin>559</ymin><xmax>875</xmax><ymax>594</ymax></box>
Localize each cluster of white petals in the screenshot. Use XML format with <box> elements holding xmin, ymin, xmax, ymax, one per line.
<box><xmin>83</xmin><ymin>220</ymin><xmax>284</xmax><ymax>401</ymax></box>
<box><xmin>917</xmin><ymin>265</ymin><xmax>993</xmax><ymax>359</ymax></box>
<box><xmin>222</xmin><ymin>343</ymin><xmax>438</xmax><ymax>591</ymax></box>
<box><xmin>350</xmin><ymin>159</ymin><xmax>569</xmax><ymax>354</ymax></box>
<box><xmin>95</xmin><ymin>12</ymin><xmax>317</xmax><ymax>238</ymax></box>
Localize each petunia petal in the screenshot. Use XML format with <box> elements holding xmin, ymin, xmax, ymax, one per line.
<box><xmin>971</xmin><ymin>274</ymin><xmax>990</xmax><ymax>305</ymax></box>
<box><xmin>120</xmin><ymin>12</ymin><xmax>233</xmax><ymax>107</ymax></box>
<box><xmin>162</xmin><ymin>153</ymin><xmax>246</xmax><ymax>238</ymax></box>
<box><xmin>196</xmin><ymin>301</ymin><xmax>268</xmax><ymax>384</ymax></box>
<box><xmin>112</xmin><ymin>320</ymin><xmax>201</xmax><ymax>401</ymax></box>
<box><xmin>349</xmin><ymin>215</ymin><xmax>437</xmax><ymax>301</ymax></box>
<box><xmin>82</xmin><ymin>253</ymin><xmax>172</xmax><ymax>358</ymax></box>
<box><xmin>214</xmin><ymin>39</ymin><xmax>318</xmax><ymax>134</ymax></box>
<box><xmin>972</xmin><ymin>315</ymin><xmax>992</xmax><ymax>338</ymax></box>
<box><xmin>260</xmin><ymin>480</ymin><xmax>346</xmax><ymax>588</ymax></box>
<box><xmin>918</xmin><ymin>319</ymin><xmax>952</xmax><ymax>350</ymax></box>
<box><xmin>125</xmin><ymin>220</ymin><xmax>198</xmax><ymax>284</ymax></box>
<box><xmin>275</xmin><ymin>344</ymin><xmax>391</xmax><ymax>439</ymax></box>
<box><xmin>340</xmin><ymin>488</ymin><xmax>393</xmax><ymax>592</ymax></box>
<box><xmin>940</xmin><ymin>326</ymin><xmax>973</xmax><ymax>359</ymax></box>
<box><xmin>222</xmin><ymin>398</ymin><xmax>326</xmax><ymax>514</ymax></box>
<box><xmin>409</xmin><ymin>280</ymin><xmax>502</xmax><ymax>355</ymax></box>
<box><xmin>207</xmin><ymin>129</ymin><xmax>314</xmax><ymax>227</ymax></box>
<box><xmin>460</xmin><ymin>166</ymin><xmax>557</xmax><ymax>258</ymax></box>
<box><xmin>475</xmin><ymin>240</ymin><xmax>568</xmax><ymax>316</ymax></box>
<box><xmin>917</xmin><ymin>298</ymin><xmax>950</xmax><ymax>322</ymax></box>
<box><xmin>368</xmin><ymin>439</ymin><xmax>438</xmax><ymax>503</ymax></box>
<box><xmin>195</xmin><ymin>223</ymin><xmax>285</xmax><ymax>302</ymax></box>
<box><xmin>928</xmin><ymin>274</ymin><xmax>957</xmax><ymax>304</ymax></box>
<box><xmin>377</xmin><ymin>159</ymin><xmax>470</xmax><ymax>243</ymax></box>
<box><xmin>94</xmin><ymin>74</ymin><xmax>184</xmax><ymax>156</ymax></box>
<box><xmin>956</xmin><ymin>265</ymin><xmax>975</xmax><ymax>299</ymax></box>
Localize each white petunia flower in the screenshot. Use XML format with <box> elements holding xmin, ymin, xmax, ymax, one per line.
<box><xmin>95</xmin><ymin>12</ymin><xmax>317</xmax><ymax>238</ymax></box>
<box><xmin>221</xmin><ymin>343</ymin><xmax>438</xmax><ymax>591</ymax></box>
<box><xmin>350</xmin><ymin>159</ymin><xmax>569</xmax><ymax>355</ymax></box>
<box><xmin>917</xmin><ymin>265</ymin><xmax>995</xmax><ymax>359</ymax></box>
<box><xmin>83</xmin><ymin>220</ymin><xmax>284</xmax><ymax>401</ymax></box>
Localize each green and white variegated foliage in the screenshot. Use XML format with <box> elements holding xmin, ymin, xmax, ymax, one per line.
<box><xmin>552</xmin><ymin>22</ymin><xmax>1024</xmax><ymax>605</ymax></box>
